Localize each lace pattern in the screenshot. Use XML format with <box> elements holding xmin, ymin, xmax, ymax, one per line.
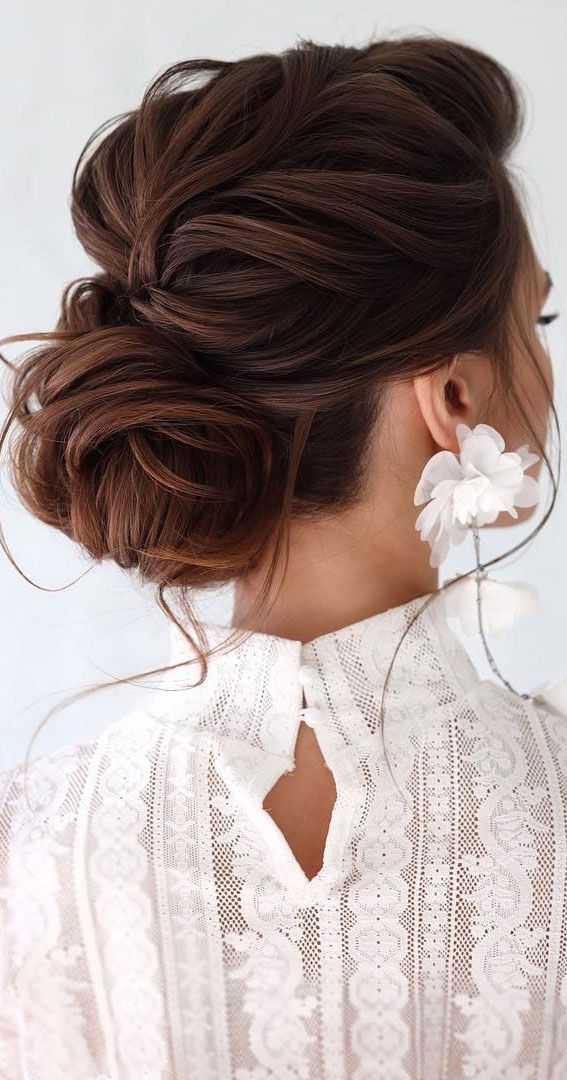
<box><xmin>1</xmin><ymin>591</ymin><xmax>566</xmax><ymax>1078</ymax></box>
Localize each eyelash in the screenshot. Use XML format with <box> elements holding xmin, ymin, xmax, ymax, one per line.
<box><xmin>537</xmin><ymin>311</ymin><xmax>560</xmax><ymax>326</ymax></box>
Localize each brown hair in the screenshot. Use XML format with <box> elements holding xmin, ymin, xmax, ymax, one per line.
<box><xmin>0</xmin><ymin>32</ymin><xmax>559</xmax><ymax>789</ymax></box>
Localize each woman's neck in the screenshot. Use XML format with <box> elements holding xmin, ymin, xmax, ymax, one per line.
<box><xmin>231</xmin><ymin>499</ymin><xmax>438</xmax><ymax>644</ymax></box>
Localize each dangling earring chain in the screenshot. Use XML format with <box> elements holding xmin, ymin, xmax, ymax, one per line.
<box><xmin>471</xmin><ymin>522</ymin><xmax>531</xmax><ymax>700</ymax></box>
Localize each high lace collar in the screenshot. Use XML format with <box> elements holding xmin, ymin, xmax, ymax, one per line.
<box><xmin>146</xmin><ymin>591</ymin><xmax>481</xmax><ymax>757</ymax></box>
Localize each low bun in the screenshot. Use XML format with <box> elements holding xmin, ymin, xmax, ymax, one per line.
<box><xmin>8</xmin><ymin>286</ymin><xmax>279</xmax><ymax>584</ymax></box>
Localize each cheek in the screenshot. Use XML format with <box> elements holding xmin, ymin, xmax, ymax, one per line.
<box><xmin>509</xmin><ymin>336</ymin><xmax>553</xmax><ymax>453</ymax></box>
<box><xmin>526</xmin><ymin>339</ymin><xmax>553</xmax><ymax>442</ymax></box>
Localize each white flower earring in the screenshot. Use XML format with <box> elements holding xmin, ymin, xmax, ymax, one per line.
<box><xmin>414</xmin><ymin>421</ymin><xmax>541</xmax><ymax>698</ymax></box>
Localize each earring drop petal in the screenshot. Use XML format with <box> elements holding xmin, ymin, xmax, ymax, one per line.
<box><xmin>442</xmin><ymin>576</ymin><xmax>539</xmax><ymax>636</ymax></box>
<box><xmin>513</xmin><ymin>474</ymin><xmax>541</xmax><ymax>508</ymax></box>
<box><xmin>515</xmin><ymin>444</ymin><xmax>540</xmax><ymax>470</ymax></box>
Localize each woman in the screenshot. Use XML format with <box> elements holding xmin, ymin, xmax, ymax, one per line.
<box><xmin>0</xmin><ymin>33</ymin><xmax>565</xmax><ymax>1079</ymax></box>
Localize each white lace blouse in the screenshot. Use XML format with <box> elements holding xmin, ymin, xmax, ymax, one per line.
<box><xmin>1</xmin><ymin>591</ymin><xmax>566</xmax><ymax>1079</ymax></box>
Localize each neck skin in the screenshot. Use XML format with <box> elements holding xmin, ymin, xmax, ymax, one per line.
<box><xmin>231</xmin><ymin>384</ymin><xmax>439</xmax><ymax>644</ymax></box>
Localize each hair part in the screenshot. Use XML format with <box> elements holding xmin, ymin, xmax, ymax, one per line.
<box><xmin>0</xmin><ymin>31</ymin><xmax>558</xmax><ymax>799</ymax></box>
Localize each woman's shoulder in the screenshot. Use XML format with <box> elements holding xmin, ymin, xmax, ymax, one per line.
<box><xmin>464</xmin><ymin>673</ymin><xmax>567</xmax><ymax>768</ymax></box>
<box><xmin>0</xmin><ymin>735</ymin><xmax>99</xmax><ymax>834</ymax></box>
<box><xmin>0</xmin><ymin>701</ymin><xmax>172</xmax><ymax>815</ymax></box>
<box><xmin>0</xmin><ymin>703</ymin><xmax>183</xmax><ymax>842</ymax></box>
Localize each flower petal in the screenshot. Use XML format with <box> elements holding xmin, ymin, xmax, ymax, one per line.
<box><xmin>470</xmin><ymin>423</ymin><xmax>506</xmax><ymax>453</ymax></box>
<box><xmin>452</xmin><ymin>478</ymin><xmax>487</xmax><ymax>524</ymax></box>
<box><xmin>429</xmin><ymin>477</ymin><xmax>462</xmax><ymax>503</ymax></box>
<box><xmin>460</xmin><ymin>432</ymin><xmax>502</xmax><ymax>474</ymax></box>
<box><xmin>429</xmin><ymin>526</ymin><xmax>451</xmax><ymax>567</ymax></box>
<box><xmin>487</xmin><ymin>455</ymin><xmax>525</xmax><ymax>492</ymax></box>
<box><xmin>414</xmin><ymin>451</ymin><xmax>462</xmax><ymax>505</ymax></box>
<box><xmin>415</xmin><ymin>483</ymin><xmax>458</xmax><ymax>566</ymax></box>
<box><xmin>415</xmin><ymin>497</ymin><xmax>443</xmax><ymax>541</ymax></box>
<box><xmin>476</xmin><ymin>480</ymin><xmax>514</xmax><ymax>518</ymax></box>
<box><xmin>442</xmin><ymin>577</ymin><xmax>538</xmax><ymax>636</ymax></box>
<box><xmin>513</xmin><ymin>474</ymin><xmax>540</xmax><ymax>508</ymax></box>
<box><xmin>447</xmin><ymin>519</ymin><xmax>469</xmax><ymax>546</ymax></box>
<box><xmin>455</xmin><ymin>422</ymin><xmax>473</xmax><ymax>448</ymax></box>
<box><xmin>514</xmin><ymin>444</ymin><xmax>540</xmax><ymax>470</ymax></box>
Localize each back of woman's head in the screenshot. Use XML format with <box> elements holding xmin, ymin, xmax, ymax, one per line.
<box><xmin>0</xmin><ymin>32</ymin><xmax>552</xmax><ymax>707</ymax></box>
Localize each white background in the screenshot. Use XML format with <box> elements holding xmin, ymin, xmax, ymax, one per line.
<box><xmin>1</xmin><ymin>1</ymin><xmax>566</xmax><ymax>769</ymax></box>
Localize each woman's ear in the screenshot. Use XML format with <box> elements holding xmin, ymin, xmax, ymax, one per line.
<box><xmin>413</xmin><ymin>353</ymin><xmax>493</xmax><ymax>452</ymax></box>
